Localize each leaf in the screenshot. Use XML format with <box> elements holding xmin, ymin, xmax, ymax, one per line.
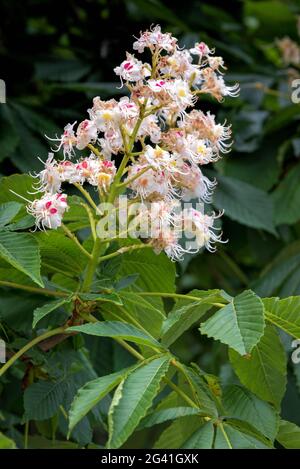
<box><xmin>263</xmin><ymin>296</ymin><xmax>300</xmax><ymax>339</ymax></box>
<box><xmin>214</xmin><ymin>420</ymin><xmax>271</xmax><ymax>449</ymax></box>
<box><xmin>229</xmin><ymin>325</ymin><xmax>287</xmax><ymax>409</ymax></box>
<box><xmin>37</xmin><ymin>231</ymin><xmax>88</xmax><ymax>277</ymax></box>
<box><xmin>200</xmin><ymin>290</ymin><xmax>265</xmax><ymax>355</ymax></box>
<box><xmin>138</xmin><ymin>406</ymin><xmax>200</xmax><ymax>430</ymax></box>
<box><xmin>153</xmin><ymin>416</ymin><xmax>202</xmax><ymax>449</ymax></box>
<box><xmin>213</xmin><ymin>174</ymin><xmax>276</xmax><ymax>235</ymax></box>
<box><xmin>272</xmin><ymin>163</ymin><xmax>300</xmax><ymax>226</ymax></box>
<box><xmin>116</xmin><ymin>291</ymin><xmax>165</xmax><ymax>338</ymax></box>
<box><xmin>180</xmin><ymin>365</ymin><xmax>218</xmax><ymax>417</ymax></box>
<box><xmin>0</xmin><ymin>432</ymin><xmax>17</xmax><ymax>449</ymax></box>
<box><xmin>32</xmin><ymin>296</ymin><xmax>73</xmax><ymax>328</ymax></box>
<box><xmin>253</xmin><ymin>241</ymin><xmax>300</xmax><ymax>297</ymax></box>
<box><xmin>67</xmin><ymin>321</ymin><xmax>165</xmax><ymax>350</ymax></box>
<box><xmin>0</xmin><ymin>231</ymin><xmax>43</xmax><ymax>286</ymax></box>
<box><xmin>24</xmin><ymin>380</ymin><xmax>67</xmax><ymax>421</ymax></box>
<box><xmin>161</xmin><ymin>289</ymin><xmax>223</xmax><ymax>347</ymax></box>
<box><xmin>0</xmin><ymin>174</ymin><xmax>39</xmax><ymax>204</ymax></box>
<box><xmin>68</xmin><ymin>368</ymin><xmax>129</xmax><ymax>434</ymax></box>
<box><xmin>108</xmin><ymin>355</ymin><xmax>171</xmax><ymax>448</ymax></box>
<box><xmin>182</xmin><ymin>422</ymin><xmax>215</xmax><ymax>449</ymax></box>
<box><xmin>78</xmin><ymin>292</ymin><xmax>123</xmax><ymax>306</ymax></box>
<box><xmin>0</xmin><ymin>202</ymin><xmax>22</xmax><ymax>227</ymax></box>
<box><xmin>223</xmin><ymin>144</ymin><xmax>280</xmax><ymax>191</ymax></box>
<box><xmin>117</xmin><ymin>245</ymin><xmax>176</xmax><ymax>293</ymax></box>
<box><xmin>276</xmin><ymin>419</ymin><xmax>300</xmax><ymax>449</ymax></box>
<box><xmin>223</xmin><ymin>385</ymin><xmax>279</xmax><ymax>440</ymax></box>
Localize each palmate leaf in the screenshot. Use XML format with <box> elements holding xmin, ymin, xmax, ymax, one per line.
<box><xmin>182</xmin><ymin>422</ymin><xmax>215</xmax><ymax>449</ymax></box>
<box><xmin>32</xmin><ymin>296</ymin><xmax>73</xmax><ymax>328</ymax></box>
<box><xmin>0</xmin><ymin>231</ymin><xmax>43</xmax><ymax>287</ymax></box>
<box><xmin>263</xmin><ymin>296</ymin><xmax>300</xmax><ymax>339</ymax></box>
<box><xmin>68</xmin><ymin>368</ymin><xmax>130</xmax><ymax>434</ymax></box>
<box><xmin>24</xmin><ymin>380</ymin><xmax>68</xmax><ymax>421</ymax></box>
<box><xmin>200</xmin><ymin>290</ymin><xmax>265</xmax><ymax>355</ymax></box>
<box><xmin>67</xmin><ymin>321</ymin><xmax>165</xmax><ymax>351</ymax></box>
<box><xmin>223</xmin><ymin>385</ymin><xmax>279</xmax><ymax>441</ymax></box>
<box><xmin>161</xmin><ymin>289</ymin><xmax>223</xmax><ymax>347</ymax></box>
<box><xmin>276</xmin><ymin>419</ymin><xmax>300</xmax><ymax>449</ymax></box>
<box><xmin>108</xmin><ymin>355</ymin><xmax>171</xmax><ymax>448</ymax></box>
<box><xmin>229</xmin><ymin>325</ymin><xmax>287</xmax><ymax>409</ymax></box>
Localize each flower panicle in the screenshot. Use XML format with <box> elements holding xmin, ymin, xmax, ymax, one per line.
<box><xmin>22</xmin><ymin>25</ymin><xmax>239</xmax><ymax>261</ymax></box>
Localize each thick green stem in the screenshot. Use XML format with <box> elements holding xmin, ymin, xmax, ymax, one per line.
<box><xmin>0</xmin><ymin>326</ymin><xmax>67</xmax><ymax>378</ymax></box>
<box><xmin>81</xmin><ymin>238</ymin><xmax>102</xmax><ymax>292</ymax></box>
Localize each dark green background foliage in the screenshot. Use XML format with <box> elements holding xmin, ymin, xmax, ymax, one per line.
<box><xmin>1</xmin><ymin>0</ymin><xmax>300</xmax><ymax>448</ymax></box>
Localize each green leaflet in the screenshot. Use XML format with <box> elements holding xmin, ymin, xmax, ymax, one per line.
<box><xmin>68</xmin><ymin>321</ymin><xmax>165</xmax><ymax>350</ymax></box>
<box><xmin>214</xmin><ymin>420</ymin><xmax>272</xmax><ymax>449</ymax></box>
<box><xmin>213</xmin><ymin>174</ymin><xmax>276</xmax><ymax>235</ymax></box>
<box><xmin>0</xmin><ymin>202</ymin><xmax>22</xmax><ymax>227</ymax></box>
<box><xmin>108</xmin><ymin>355</ymin><xmax>171</xmax><ymax>448</ymax></box>
<box><xmin>32</xmin><ymin>295</ymin><xmax>73</xmax><ymax>328</ymax></box>
<box><xmin>24</xmin><ymin>380</ymin><xmax>68</xmax><ymax>421</ymax></box>
<box><xmin>182</xmin><ymin>422</ymin><xmax>215</xmax><ymax>449</ymax></box>
<box><xmin>68</xmin><ymin>368</ymin><xmax>131</xmax><ymax>434</ymax></box>
<box><xmin>200</xmin><ymin>290</ymin><xmax>265</xmax><ymax>355</ymax></box>
<box><xmin>0</xmin><ymin>432</ymin><xmax>17</xmax><ymax>449</ymax></box>
<box><xmin>229</xmin><ymin>325</ymin><xmax>287</xmax><ymax>409</ymax></box>
<box><xmin>263</xmin><ymin>296</ymin><xmax>300</xmax><ymax>339</ymax></box>
<box><xmin>161</xmin><ymin>289</ymin><xmax>223</xmax><ymax>347</ymax></box>
<box><xmin>138</xmin><ymin>406</ymin><xmax>200</xmax><ymax>430</ymax></box>
<box><xmin>0</xmin><ymin>231</ymin><xmax>43</xmax><ymax>287</ymax></box>
<box><xmin>223</xmin><ymin>385</ymin><xmax>279</xmax><ymax>441</ymax></box>
<box><xmin>276</xmin><ymin>419</ymin><xmax>300</xmax><ymax>449</ymax></box>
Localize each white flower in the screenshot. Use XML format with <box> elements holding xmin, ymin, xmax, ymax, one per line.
<box><xmin>46</xmin><ymin>122</ymin><xmax>77</xmax><ymax>159</ymax></box>
<box><xmin>127</xmin><ymin>162</ymin><xmax>171</xmax><ymax>201</ymax></box>
<box><xmin>114</xmin><ymin>53</ymin><xmax>150</xmax><ymax>83</ymax></box>
<box><xmin>190</xmin><ymin>41</ymin><xmax>213</xmax><ymax>58</ymax></box>
<box><xmin>143</xmin><ymin>145</ymin><xmax>179</xmax><ymax>173</ymax></box>
<box><xmin>76</xmin><ymin>119</ymin><xmax>98</xmax><ymax>150</ymax></box>
<box><xmin>167</xmin><ymin>79</ymin><xmax>196</xmax><ymax>109</ymax></box>
<box><xmin>133</xmin><ymin>25</ymin><xmax>177</xmax><ymax>54</ymax></box>
<box><xmin>173</xmin><ymin>163</ymin><xmax>217</xmax><ymax>202</ymax></box>
<box><xmin>28</xmin><ymin>193</ymin><xmax>69</xmax><ymax>230</ymax></box>
<box><xmin>183</xmin><ymin>208</ymin><xmax>225</xmax><ymax>252</ymax></box>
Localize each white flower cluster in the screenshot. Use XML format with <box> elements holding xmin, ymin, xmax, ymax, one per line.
<box><xmin>26</xmin><ymin>25</ymin><xmax>239</xmax><ymax>259</ymax></box>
